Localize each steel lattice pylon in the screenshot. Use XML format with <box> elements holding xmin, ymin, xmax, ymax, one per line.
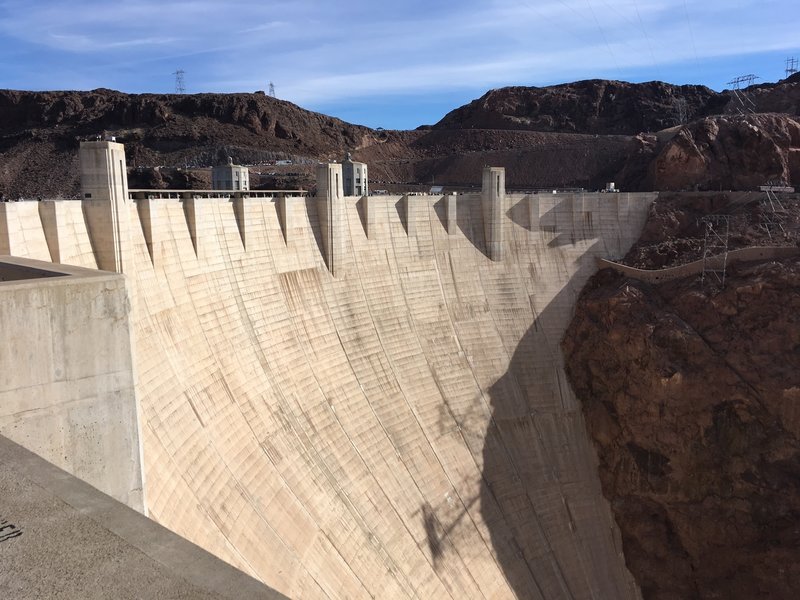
<box><xmin>727</xmin><ymin>74</ymin><xmax>759</xmax><ymax>115</ymax></box>
<box><xmin>759</xmin><ymin>188</ymin><xmax>788</xmax><ymax>240</ymax></box>
<box><xmin>700</xmin><ymin>215</ymin><xmax>730</xmax><ymax>288</ymax></box>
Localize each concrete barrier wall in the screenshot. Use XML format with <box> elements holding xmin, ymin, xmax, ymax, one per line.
<box><xmin>0</xmin><ymin>202</ymin><xmax>52</xmax><ymax>260</ymax></box>
<box><xmin>0</xmin><ymin>190</ymin><xmax>656</xmax><ymax>599</ymax></box>
<box><xmin>0</xmin><ymin>201</ymin><xmax>101</xmax><ymax>269</ymax></box>
<box><xmin>598</xmin><ymin>245</ymin><xmax>800</xmax><ymax>282</ymax></box>
<box><xmin>0</xmin><ymin>257</ymin><xmax>144</xmax><ymax>511</ymax></box>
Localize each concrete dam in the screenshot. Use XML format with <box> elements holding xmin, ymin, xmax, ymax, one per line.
<box><xmin>0</xmin><ymin>141</ymin><xmax>657</xmax><ymax>599</ymax></box>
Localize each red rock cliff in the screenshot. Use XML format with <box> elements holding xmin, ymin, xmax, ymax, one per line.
<box><xmin>563</xmin><ymin>195</ymin><xmax>800</xmax><ymax>599</ymax></box>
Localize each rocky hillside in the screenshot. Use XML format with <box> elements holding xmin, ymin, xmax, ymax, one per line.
<box><xmin>563</xmin><ymin>193</ymin><xmax>800</xmax><ymax>599</ymax></box>
<box><xmin>0</xmin><ymin>88</ymin><xmax>373</xmax><ymax>159</ymax></box>
<box><xmin>0</xmin><ymin>88</ymin><xmax>375</xmax><ymax>197</ymax></box>
<box><xmin>434</xmin><ymin>80</ymin><xmax>728</xmax><ymax>134</ymax></box>
<box><xmin>434</xmin><ymin>75</ymin><xmax>800</xmax><ymax>135</ymax></box>
<box><xmin>2</xmin><ymin>75</ymin><xmax>800</xmax><ymax>198</ymax></box>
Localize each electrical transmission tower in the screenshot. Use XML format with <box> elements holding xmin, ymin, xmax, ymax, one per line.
<box><xmin>759</xmin><ymin>185</ymin><xmax>788</xmax><ymax>240</ymax></box>
<box><xmin>269</xmin><ymin>82</ymin><xmax>276</xmax><ymax>98</ymax></box>
<box><xmin>727</xmin><ymin>74</ymin><xmax>759</xmax><ymax>115</ymax></box>
<box><xmin>700</xmin><ymin>215</ymin><xmax>730</xmax><ymax>289</ymax></box>
<box><xmin>786</xmin><ymin>57</ymin><xmax>799</xmax><ymax>78</ymax></box>
<box><xmin>672</xmin><ymin>97</ymin><xmax>689</xmax><ymax>126</ymax></box>
<box><xmin>173</xmin><ymin>69</ymin><xmax>186</xmax><ymax>94</ymax></box>
<box><xmin>728</xmin><ymin>74</ymin><xmax>759</xmax><ymax>89</ymax></box>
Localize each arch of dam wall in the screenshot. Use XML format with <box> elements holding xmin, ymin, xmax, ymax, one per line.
<box><xmin>0</xmin><ymin>143</ymin><xmax>658</xmax><ymax>599</ymax></box>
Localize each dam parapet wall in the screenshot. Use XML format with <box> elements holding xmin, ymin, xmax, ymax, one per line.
<box><xmin>0</xmin><ymin>192</ymin><xmax>653</xmax><ymax>276</ymax></box>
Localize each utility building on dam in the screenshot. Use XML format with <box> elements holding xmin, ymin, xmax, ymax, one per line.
<box><xmin>0</xmin><ymin>141</ymin><xmax>657</xmax><ymax>599</ymax></box>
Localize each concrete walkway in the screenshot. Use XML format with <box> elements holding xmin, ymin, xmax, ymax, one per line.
<box><xmin>0</xmin><ymin>434</ymin><xmax>286</xmax><ymax>600</ymax></box>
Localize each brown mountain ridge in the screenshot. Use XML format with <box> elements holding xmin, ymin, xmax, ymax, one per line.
<box><xmin>2</xmin><ymin>76</ymin><xmax>800</xmax><ymax>198</ymax></box>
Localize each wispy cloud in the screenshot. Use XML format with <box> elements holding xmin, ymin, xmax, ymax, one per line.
<box><xmin>46</xmin><ymin>32</ymin><xmax>179</xmax><ymax>52</ymax></box>
<box><xmin>0</xmin><ymin>0</ymin><xmax>796</xmax><ymax>125</ymax></box>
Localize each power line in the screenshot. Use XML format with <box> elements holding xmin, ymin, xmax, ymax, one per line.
<box><xmin>681</xmin><ymin>0</ymin><xmax>701</xmax><ymax>68</ymax></box>
<box><xmin>513</xmin><ymin>0</ymin><xmax>613</xmax><ymax>84</ymax></box>
<box><xmin>173</xmin><ymin>69</ymin><xmax>186</xmax><ymax>94</ymax></box>
<box><xmin>631</xmin><ymin>0</ymin><xmax>660</xmax><ymax>79</ymax></box>
<box><xmin>597</xmin><ymin>0</ymin><xmax>639</xmax><ymax>30</ymax></box>
<box><xmin>584</xmin><ymin>0</ymin><xmax>621</xmax><ymax>77</ymax></box>
<box><xmin>518</xmin><ymin>0</ymin><xmax>596</xmax><ymax>47</ymax></box>
<box><xmin>588</xmin><ymin>0</ymin><xmax>660</xmax><ymax>77</ymax></box>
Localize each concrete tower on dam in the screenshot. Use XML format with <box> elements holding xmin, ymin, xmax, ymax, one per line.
<box><xmin>0</xmin><ymin>140</ymin><xmax>658</xmax><ymax>599</ymax></box>
<box><xmin>213</xmin><ymin>156</ymin><xmax>250</xmax><ymax>191</ymax></box>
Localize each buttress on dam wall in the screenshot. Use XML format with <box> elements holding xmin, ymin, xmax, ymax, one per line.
<box><xmin>0</xmin><ymin>141</ymin><xmax>657</xmax><ymax>599</ymax></box>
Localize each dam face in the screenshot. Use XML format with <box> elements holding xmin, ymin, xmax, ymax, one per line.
<box><xmin>0</xmin><ymin>145</ymin><xmax>656</xmax><ymax>598</ymax></box>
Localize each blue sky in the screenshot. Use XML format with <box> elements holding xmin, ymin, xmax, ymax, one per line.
<box><xmin>0</xmin><ymin>0</ymin><xmax>797</xmax><ymax>129</ymax></box>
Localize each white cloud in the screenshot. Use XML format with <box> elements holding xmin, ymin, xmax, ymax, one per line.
<box><xmin>0</xmin><ymin>0</ymin><xmax>796</xmax><ymax>103</ymax></box>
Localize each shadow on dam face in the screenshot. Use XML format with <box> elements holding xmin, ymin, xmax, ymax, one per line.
<box><xmin>481</xmin><ymin>275</ymin><xmax>592</xmax><ymax>599</ymax></box>
<box><xmin>484</xmin><ymin>270</ymin><xmax>636</xmax><ymax>598</ymax></box>
<box><xmin>411</xmin><ymin>239</ymin><xmax>635</xmax><ymax>600</ymax></box>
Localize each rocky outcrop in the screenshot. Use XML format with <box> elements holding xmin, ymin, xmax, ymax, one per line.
<box><xmin>650</xmin><ymin>114</ymin><xmax>800</xmax><ymax>191</ymax></box>
<box><xmin>563</xmin><ymin>194</ymin><xmax>800</xmax><ymax>599</ymax></box>
<box><xmin>748</xmin><ymin>72</ymin><xmax>800</xmax><ymax>116</ymax></box>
